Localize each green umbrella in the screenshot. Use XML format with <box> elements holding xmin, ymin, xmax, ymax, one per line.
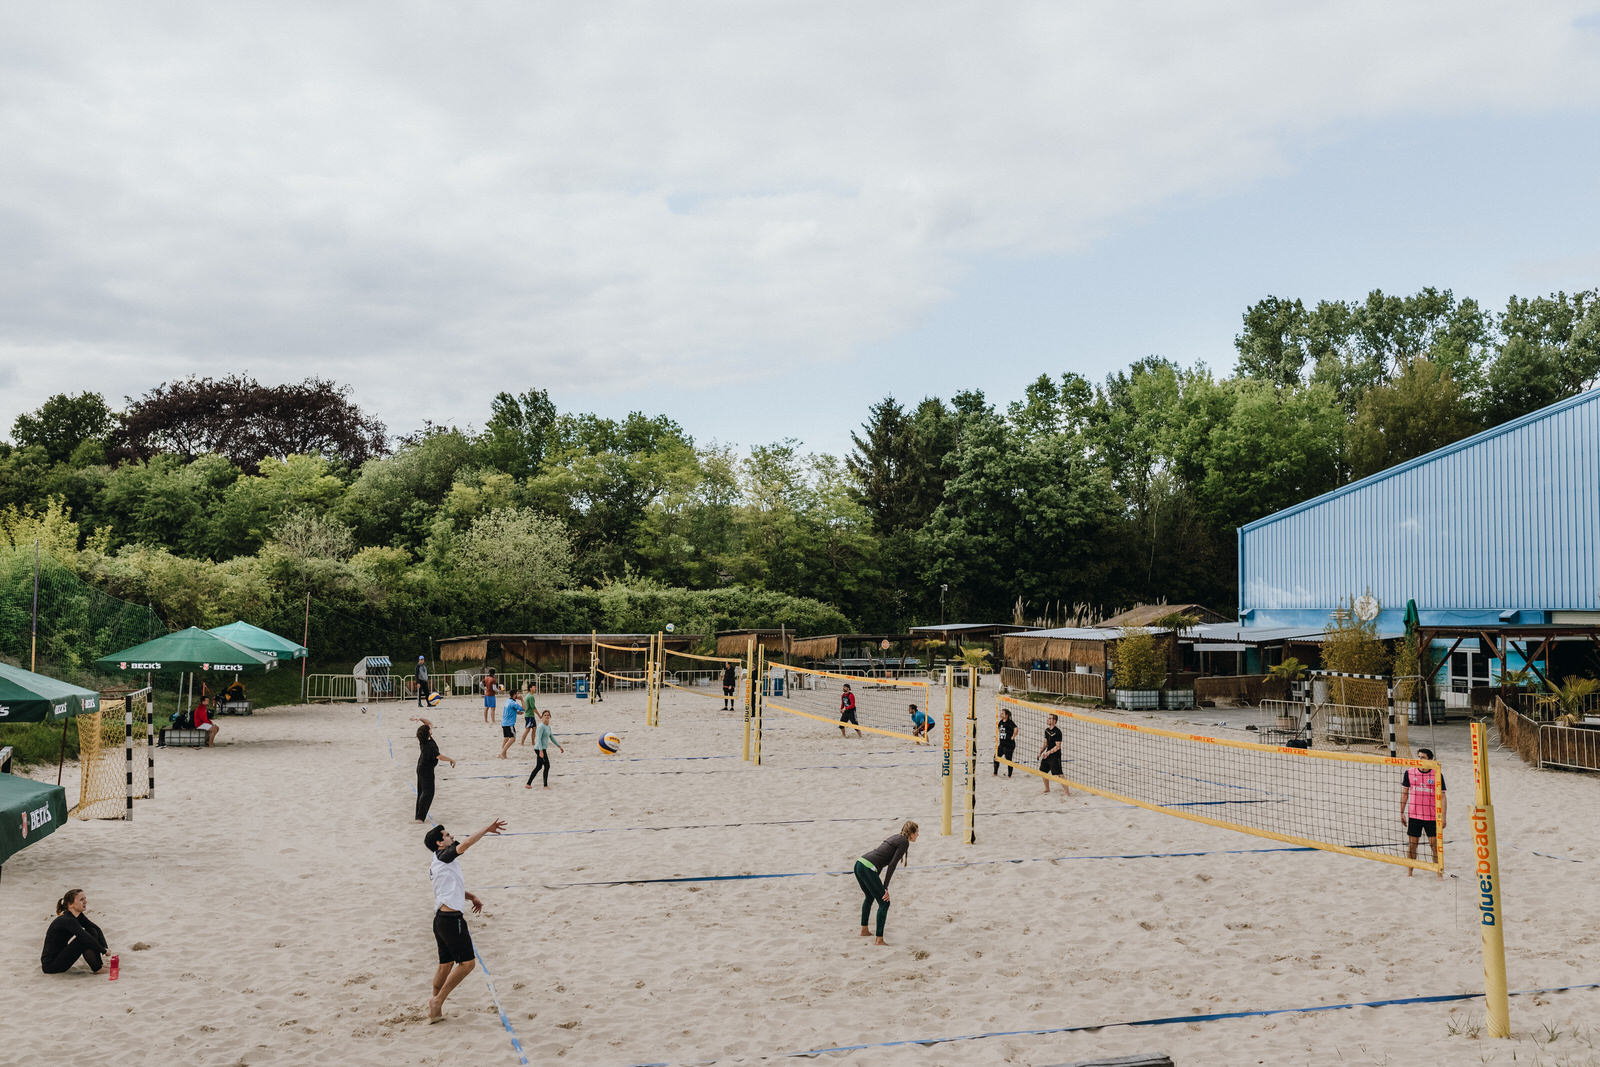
<box><xmin>0</xmin><ymin>772</ymin><xmax>69</xmax><ymax>865</ymax></box>
<box><xmin>93</xmin><ymin>627</ymin><xmax>277</xmax><ymax>675</ymax></box>
<box><xmin>0</xmin><ymin>662</ymin><xmax>101</xmax><ymax>724</ymax></box>
<box><xmin>1404</xmin><ymin>598</ymin><xmax>1420</xmax><ymax>638</ymax></box>
<box><xmin>207</xmin><ymin>620</ymin><xmax>309</xmax><ymax>661</ymax></box>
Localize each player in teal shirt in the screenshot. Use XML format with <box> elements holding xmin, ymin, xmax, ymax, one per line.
<box><xmin>525</xmin><ymin>710</ymin><xmax>564</xmax><ymax>789</ymax></box>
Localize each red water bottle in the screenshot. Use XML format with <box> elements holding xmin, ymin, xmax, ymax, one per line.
<box><xmin>108</xmin><ymin>955</ymin><xmax>119</xmax><ymax>980</ymax></box>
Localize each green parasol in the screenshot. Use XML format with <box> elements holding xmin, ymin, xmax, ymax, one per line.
<box><xmin>0</xmin><ymin>772</ymin><xmax>69</xmax><ymax>866</ymax></box>
<box><xmin>93</xmin><ymin>627</ymin><xmax>277</xmax><ymax>675</ymax></box>
<box><xmin>207</xmin><ymin>620</ymin><xmax>309</xmax><ymax>661</ymax></box>
<box><xmin>0</xmin><ymin>661</ymin><xmax>102</xmax><ymax>724</ymax></box>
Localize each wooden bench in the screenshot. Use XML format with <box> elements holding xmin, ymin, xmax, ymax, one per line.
<box><xmin>158</xmin><ymin>728</ymin><xmax>209</xmax><ymax>748</ymax></box>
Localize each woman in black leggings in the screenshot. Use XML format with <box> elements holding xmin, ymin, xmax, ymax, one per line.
<box><xmin>412</xmin><ymin>718</ymin><xmax>456</xmax><ymax>822</ymax></box>
<box><xmin>41</xmin><ymin>888</ymin><xmax>107</xmax><ymax>974</ymax></box>
<box><xmin>854</xmin><ymin>820</ymin><xmax>918</xmax><ymax>945</ymax></box>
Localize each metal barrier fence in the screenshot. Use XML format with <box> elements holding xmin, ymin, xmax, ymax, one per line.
<box><xmin>1539</xmin><ymin>723</ymin><xmax>1600</xmax><ymax>772</ymax></box>
<box><xmin>996</xmin><ymin>667</ymin><xmax>1103</xmax><ymax>701</ymax></box>
<box><xmin>1509</xmin><ymin>689</ymin><xmax>1600</xmax><ymax>721</ymax></box>
<box><xmin>1257</xmin><ymin>699</ymin><xmax>1307</xmax><ymax>743</ymax></box>
<box><xmin>306</xmin><ymin>674</ymin><xmax>358</xmax><ymax>702</ymax></box>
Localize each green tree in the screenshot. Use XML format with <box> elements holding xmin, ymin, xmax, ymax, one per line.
<box><xmin>478</xmin><ymin>388</ymin><xmax>557</xmax><ymax>480</ymax></box>
<box><xmin>445</xmin><ymin>506</ymin><xmax>574</xmax><ymax>611</ymax></box>
<box><xmin>339</xmin><ymin>427</ymin><xmax>476</xmax><ymax>550</ymax></box>
<box><xmin>1345</xmin><ymin>359</ymin><xmax>1477</xmax><ymax>479</ymax></box>
<box><xmin>1234</xmin><ymin>296</ymin><xmax>1311</xmax><ymax>387</ymax></box>
<box><xmin>10</xmin><ymin>392</ymin><xmax>114</xmax><ymax>466</ymax></box>
<box><xmin>1482</xmin><ymin>290</ymin><xmax>1600</xmax><ymax>425</ymax></box>
<box><xmin>528</xmin><ymin>412</ymin><xmax>699</xmax><ymax>580</ymax></box>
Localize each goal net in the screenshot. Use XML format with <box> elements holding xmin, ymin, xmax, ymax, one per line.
<box><xmin>997</xmin><ymin>694</ymin><xmax>1442</xmax><ymax>871</ymax></box>
<box><xmin>765</xmin><ymin>664</ymin><xmax>932</xmax><ymax>745</ymax></box>
<box><xmin>75</xmin><ymin>689</ymin><xmax>152</xmax><ymax>821</ymax></box>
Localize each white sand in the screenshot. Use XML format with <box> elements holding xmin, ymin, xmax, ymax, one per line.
<box><xmin>4</xmin><ymin>686</ymin><xmax>1600</xmax><ymax>1066</ymax></box>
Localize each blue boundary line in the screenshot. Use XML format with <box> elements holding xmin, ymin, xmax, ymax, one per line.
<box><xmin>474</xmin><ymin>948</ymin><xmax>531</xmax><ymax>1065</ymax></box>
<box><xmin>492</xmin><ymin>842</ymin><xmax>1350</xmax><ymax>889</ymax></box>
<box><xmin>488</xmin><ymin>808</ymin><xmax>1072</xmax><ymax>838</ymax></box>
<box><xmin>444</xmin><ymin>760</ymin><xmax>929</xmax><ymax>781</ymax></box>
<box><xmin>627</xmin><ymin>980</ymin><xmax>1600</xmax><ymax>1065</ymax></box>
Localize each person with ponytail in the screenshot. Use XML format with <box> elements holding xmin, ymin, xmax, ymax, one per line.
<box><xmin>41</xmin><ymin>888</ymin><xmax>108</xmax><ymax>974</ymax></box>
<box><xmin>853</xmin><ymin>820</ymin><xmax>918</xmax><ymax>945</ymax></box>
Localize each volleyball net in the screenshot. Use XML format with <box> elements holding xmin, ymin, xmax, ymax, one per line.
<box><xmin>764</xmin><ymin>664</ymin><xmax>932</xmax><ymax>745</ymax></box>
<box><xmin>659</xmin><ymin>647</ymin><xmax>740</xmax><ymax>704</ymax></box>
<box><xmin>996</xmin><ymin>695</ymin><xmax>1444</xmax><ymax>871</ymax></box>
<box><xmin>593</xmin><ymin>640</ymin><xmax>650</xmax><ymax>693</ymax></box>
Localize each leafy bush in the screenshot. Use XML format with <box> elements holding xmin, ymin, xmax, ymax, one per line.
<box><xmin>1112</xmin><ymin>627</ymin><xmax>1167</xmax><ymax>690</ymax></box>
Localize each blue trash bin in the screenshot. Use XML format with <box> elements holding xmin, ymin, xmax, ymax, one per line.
<box><xmin>764</xmin><ymin>677</ymin><xmax>785</xmax><ymax>697</ymax></box>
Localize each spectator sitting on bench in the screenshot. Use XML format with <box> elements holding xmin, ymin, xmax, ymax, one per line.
<box><xmin>221</xmin><ymin>678</ymin><xmax>246</xmax><ymax>704</ymax></box>
<box><xmin>192</xmin><ymin>698</ymin><xmax>220</xmax><ymax>747</ymax></box>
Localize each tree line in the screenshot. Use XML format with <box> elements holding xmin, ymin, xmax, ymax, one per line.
<box><xmin>1</xmin><ymin>287</ymin><xmax>1595</xmax><ymax>669</ymax></box>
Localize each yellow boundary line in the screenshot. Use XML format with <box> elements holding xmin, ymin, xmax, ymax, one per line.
<box><xmin>997</xmin><ymin>695</ymin><xmax>1442</xmax><ymax>872</ymax></box>
<box><xmin>766</xmin><ymin>701</ymin><xmax>930</xmax><ymax>745</ymax></box>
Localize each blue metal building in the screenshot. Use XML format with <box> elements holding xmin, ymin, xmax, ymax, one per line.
<box><xmin>1238</xmin><ymin>387</ymin><xmax>1600</xmax><ymax>633</ymax></box>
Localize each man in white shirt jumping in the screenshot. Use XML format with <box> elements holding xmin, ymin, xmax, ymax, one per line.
<box><xmin>423</xmin><ymin>816</ymin><xmax>507</xmax><ymax>1022</ymax></box>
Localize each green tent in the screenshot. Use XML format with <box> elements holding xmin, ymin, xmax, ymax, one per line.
<box><xmin>0</xmin><ymin>772</ymin><xmax>70</xmax><ymax>866</ymax></box>
<box><xmin>93</xmin><ymin>627</ymin><xmax>277</xmax><ymax>675</ymax></box>
<box><xmin>0</xmin><ymin>662</ymin><xmax>102</xmax><ymax>724</ymax></box>
<box><xmin>207</xmin><ymin>620</ymin><xmax>308</xmax><ymax>661</ymax></box>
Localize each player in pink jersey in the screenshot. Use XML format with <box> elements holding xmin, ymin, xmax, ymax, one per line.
<box><xmin>1401</xmin><ymin>747</ymin><xmax>1446</xmax><ymax>878</ymax></box>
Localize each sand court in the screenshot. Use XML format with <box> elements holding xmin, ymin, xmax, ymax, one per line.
<box><xmin>3</xmin><ymin>685</ymin><xmax>1600</xmax><ymax>1065</ymax></box>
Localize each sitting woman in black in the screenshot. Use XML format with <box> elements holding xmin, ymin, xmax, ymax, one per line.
<box><xmin>42</xmin><ymin>888</ymin><xmax>108</xmax><ymax>974</ymax></box>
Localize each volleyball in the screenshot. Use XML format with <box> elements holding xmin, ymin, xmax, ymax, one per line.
<box><xmin>665</xmin><ymin>623</ymin><xmax>675</xmax><ymax>632</ymax></box>
<box><xmin>598</xmin><ymin>732</ymin><xmax>622</xmax><ymax>754</ymax></box>
<box><xmin>427</xmin><ymin>692</ymin><xmax>442</xmax><ymax>707</ymax></box>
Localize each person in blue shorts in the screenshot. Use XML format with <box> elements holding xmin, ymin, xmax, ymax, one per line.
<box><xmin>498</xmin><ymin>686</ymin><xmax>523</xmax><ymax>760</ymax></box>
<box><xmin>481</xmin><ymin>668</ymin><xmax>499</xmax><ymax>725</ymax></box>
<box><xmin>519</xmin><ymin>682</ymin><xmax>540</xmax><ymax>746</ymax></box>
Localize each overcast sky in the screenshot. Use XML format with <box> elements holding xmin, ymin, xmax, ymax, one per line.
<box><xmin>3</xmin><ymin>2</ymin><xmax>1599</xmax><ymax>459</ymax></box>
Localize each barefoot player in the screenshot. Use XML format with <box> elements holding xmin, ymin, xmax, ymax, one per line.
<box><xmin>424</xmin><ymin>817</ymin><xmax>506</xmax><ymax>1022</ymax></box>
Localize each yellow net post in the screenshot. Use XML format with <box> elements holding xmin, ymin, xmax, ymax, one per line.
<box><xmin>1472</xmin><ymin>722</ymin><xmax>1511</xmax><ymax>1038</ymax></box>
<box><xmin>651</xmin><ymin>631</ymin><xmax>662</xmax><ymax>727</ymax></box>
<box><xmin>742</xmin><ymin>638</ymin><xmax>753</xmax><ymax>761</ymax></box>
<box><xmin>645</xmin><ymin>631</ymin><xmax>657</xmax><ymax>727</ymax></box>
<box><xmin>753</xmin><ymin>645</ymin><xmax>765</xmax><ymax>766</ymax></box>
<box><xmin>964</xmin><ymin>667</ymin><xmax>977</xmax><ymax>845</ymax></box>
<box><xmin>941</xmin><ymin>665</ymin><xmax>954</xmax><ymax>836</ymax></box>
<box><xmin>588</xmin><ymin>630</ymin><xmax>597</xmax><ymax>705</ymax></box>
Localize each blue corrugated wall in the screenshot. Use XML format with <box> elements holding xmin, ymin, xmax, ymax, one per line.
<box><xmin>1238</xmin><ymin>388</ymin><xmax>1600</xmax><ymax>629</ymax></box>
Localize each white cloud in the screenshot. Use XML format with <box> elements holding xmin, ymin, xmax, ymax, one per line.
<box><xmin>1</xmin><ymin>1</ymin><xmax>1597</xmax><ymax>436</ymax></box>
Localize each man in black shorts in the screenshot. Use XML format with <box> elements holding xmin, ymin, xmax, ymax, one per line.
<box><xmin>1038</xmin><ymin>713</ymin><xmax>1068</xmax><ymax>795</ymax></box>
<box><xmin>722</xmin><ymin>663</ymin><xmax>738</xmax><ymax>711</ymax></box>
<box><xmin>424</xmin><ymin>816</ymin><xmax>506</xmax><ymax>1022</ymax></box>
<box><xmin>838</xmin><ymin>683</ymin><xmax>862</xmax><ymax>738</ymax></box>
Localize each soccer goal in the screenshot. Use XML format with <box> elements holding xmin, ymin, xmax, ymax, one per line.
<box><xmin>74</xmin><ymin>688</ymin><xmax>154</xmax><ymax>821</ymax></box>
<box><xmin>996</xmin><ymin>693</ymin><xmax>1443</xmax><ymax>872</ymax></box>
